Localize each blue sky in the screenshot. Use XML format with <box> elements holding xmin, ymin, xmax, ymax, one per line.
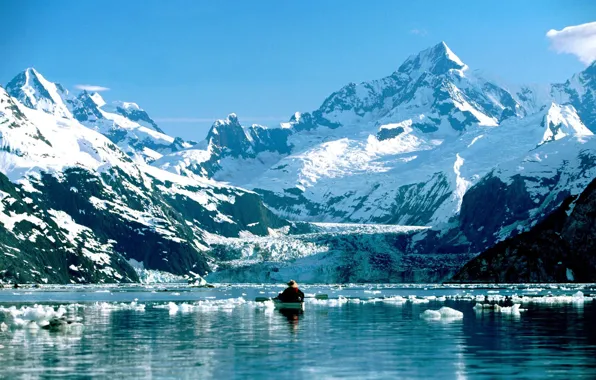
<box><xmin>2</xmin><ymin>1</ymin><xmax>595</xmax><ymax>140</ymax></box>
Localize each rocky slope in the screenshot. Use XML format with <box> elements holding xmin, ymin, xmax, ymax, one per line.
<box><xmin>0</xmin><ymin>84</ymin><xmax>288</xmax><ymax>284</ymax></box>
<box><xmin>452</xmin><ymin>176</ymin><xmax>596</xmax><ymax>283</ymax></box>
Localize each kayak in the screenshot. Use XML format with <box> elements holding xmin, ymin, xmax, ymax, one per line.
<box><xmin>273</xmin><ymin>299</ymin><xmax>305</xmax><ymax>310</ymax></box>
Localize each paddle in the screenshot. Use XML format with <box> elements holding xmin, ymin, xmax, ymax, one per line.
<box><xmin>254</xmin><ymin>294</ymin><xmax>329</xmax><ymax>302</ymax></box>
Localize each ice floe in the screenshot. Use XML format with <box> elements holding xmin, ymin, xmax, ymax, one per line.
<box><xmin>90</xmin><ymin>301</ymin><xmax>146</xmax><ymax>312</ymax></box>
<box><xmin>474</xmin><ymin>303</ymin><xmax>526</xmax><ymax>315</ymax></box>
<box><xmin>154</xmin><ymin>297</ymin><xmax>274</xmax><ymax>314</ymax></box>
<box><xmin>421</xmin><ymin>307</ymin><xmax>464</xmax><ymax>320</ymax></box>
<box><xmin>0</xmin><ymin>304</ymin><xmax>81</xmax><ymax>329</ymax></box>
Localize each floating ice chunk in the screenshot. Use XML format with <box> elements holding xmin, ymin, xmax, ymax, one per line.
<box><xmin>574</xmin><ymin>291</ymin><xmax>584</xmax><ymax>300</ymax></box>
<box><xmin>166</xmin><ymin>302</ymin><xmax>179</xmax><ymax>314</ymax></box>
<box><xmin>494</xmin><ymin>304</ymin><xmax>524</xmax><ymax>314</ymax></box>
<box><xmin>0</xmin><ymin>322</ymin><xmax>7</xmax><ymax>331</ymax></box>
<box><xmin>90</xmin><ymin>301</ymin><xmax>146</xmax><ymax>311</ymax></box>
<box><xmin>308</xmin><ymin>296</ymin><xmax>348</xmax><ymax>307</ymax></box>
<box><xmin>474</xmin><ymin>303</ymin><xmax>495</xmax><ymax>310</ymax></box>
<box><xmin>26</xmin><ymin>321</ymin><xmax>40</xmax><ymax>330</ymax></box>
<box><xmin>512</xmin><ymin>292</ymin><xmax>593</xmax><ymax>304</ymax></box>
<box><xmin>0</xmin><ymin>304</ymin><xmax>69</xmax><ymax>328</ymax></box>
<box><xmin>382</xmin><ymin>296</ymin><xmax>407</xmax><ymax>304</ymax></box>
<box><xmin>421</xmin><ymin>309</ymin><xmax>442</xmax><ymax>319</ymax></box>
<box><xmin>421</xmin><ymin>307</ymin><xmax>463</xmax><ymax>320</ymax></box>
<box><xmin>154</xmin><ymin>297</ymin><xmax>272</xmax><ymax>313</ymax></box>
<box><xmin>438</xmin><ymin>307</ymin><xmax>464</xmax><ymax>318</ymax></box>
<box><xmin>160</xmin><ymin>302</ymin><xmax>196</xmax><ymax>314</ymax></box>
<box><xmin>408</xmin><ymin>296</ymin><xmax>430</xmax><ymax>304</ymax></box>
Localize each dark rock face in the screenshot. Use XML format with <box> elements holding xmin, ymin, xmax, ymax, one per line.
<box><xmin>452</xmin><ymin>177</ymin><xmax>596</xmax><ymax>283</ymax></box>
<box><xmin>459</xmin><ymin>174</ymin><xmax>536</xmax><ymax>249</ymax></box>
<box><xmin>0</xmin><ymin>160</ymin><xmax>289</xmax><ymax>284</ymax></box>
<box><xmin>184</xmin><ymin>114</ymin><xmax>294</xmax><ymax>178</ymax></box>
<box><xmin>0</xmin><ymin>171</ymin><xmax>139</xmax><ymax>284</ymax></box>
<box><xmin>376</xmin><ymin>126</ymin><xmax>404</xmax><ymax>141</ymax></box>
<box><xmin>206</xmin><ymin>114</ymin><xmax>292</xmax><ymax>159</ymax></box>
<box><xmin>69</xmin><ymin>91</ymin><xmax>103</xmax><ymax>122</ymax></box>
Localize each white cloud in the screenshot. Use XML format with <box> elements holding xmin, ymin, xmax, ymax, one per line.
<box><xmin>410</xmin><ymin>29</ymin><xmax>428</xmax><ymax>37</ymax></box>
<box><xmin>154</xmin><ymin>116</ymin><xmax>286</xmax><ymax>123</ymax></box>
<box><xmin>74</xmin><ymin>84</ymin><xmax>110</xmax><ymax>92</ymax></box>
<box><xmin>546</xmin><ymin>21</ymin><xmax>596</xmax><ymax>65</ymax></box>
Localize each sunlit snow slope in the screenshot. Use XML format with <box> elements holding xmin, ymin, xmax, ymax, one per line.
<box><xmin>155</xmin><ymin>42</ymin><xmax>596</xmax><ymax>253</ymax></box>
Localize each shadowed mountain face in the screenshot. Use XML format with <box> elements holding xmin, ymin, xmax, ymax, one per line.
<box><xmin>452</xmin><ymin>176</ymin><xmax>596</xmax><ymax>283</ymax></box>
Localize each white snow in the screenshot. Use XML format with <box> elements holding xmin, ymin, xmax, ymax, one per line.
<box><xmin>540</xmin><ymin>103</ymin><xmax>592</xmax><ymax>145</ymax></box>
<box><xmin>90</xmin><ymin>92</ymin><xmax>106</xmax><ymax>107</ymax></box>
<box><xmin>16</xmin><ymin>68</ymin><xmax>72</xmax><ymax>119</ymax></box>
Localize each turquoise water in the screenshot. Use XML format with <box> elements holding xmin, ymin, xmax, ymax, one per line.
<box><xmin>0</xmin><ymin>284</ymin><xmax>595</xmax><ymax>379</ymax></box>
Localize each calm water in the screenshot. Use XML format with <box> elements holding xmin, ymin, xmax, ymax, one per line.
<box><xmin>0</xmin><ymin>284</ymin><xmax>595</xmax><ymax>379</ymax></box>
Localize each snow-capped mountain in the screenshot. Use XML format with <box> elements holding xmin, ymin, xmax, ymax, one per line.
<box><xmin>148</xmin><ymin>42</ymin><xmax>596</xmax><ymax>283</ymax></box>
<box><xmin>0</xmin><ymin>85</ymin><xmax>288</xmax><ymax>284</ymax></box>
<box><xmin>4</xmin><ymin>69</ymin><xmax>191</xmax><ymax>164</ymax></box>
<box><xmin>154</xmin><ymin>113</ymin><xmax>292</xmax><ymax>180</ymax></box>
<box><xmin>551</xmin><ymin>61</ymin><xmax>596</xmax><ymax>132</ymax></box>
<box><xmin>5</xmin><ymin>68</ymin><xmax>72</xmax><ymax>119</ymax></box>
<box><xmin>155</xmin><ymin>42</ymin><xmax>596</xmax><ymax>231</ymax></box>
<box><xmin>3</xmin><ymin>41</ymin><xmax>596</xmax><ymax>284</ymax></box>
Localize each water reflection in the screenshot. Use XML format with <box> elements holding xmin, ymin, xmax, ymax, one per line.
<box><xmin>278</xmin><ymin>309</ymin><xmax>303</xmax><ymax>333</ymax></box>
<box><xmin>0</xmin><ymin>293</ymin><xmax>595</xmax><ymax>379</ymax></box>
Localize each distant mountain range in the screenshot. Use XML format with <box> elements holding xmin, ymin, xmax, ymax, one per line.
<box><xmin>1</xmin><ymin>42</ymin><xmax>596</xmax><ymax>284</ymax></box>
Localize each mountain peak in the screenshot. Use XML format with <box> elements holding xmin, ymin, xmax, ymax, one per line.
<box><xmin>5</xmin><ymin>67</ymin><xmax>72</xmax><ymax>118</ymax></box>
<box><xmin>539</xmin><ymin>102</ymin><xmax>592</xmax><ymax>144</ymax></box>
<box><xmin>24</xmin><ymin>67</ymin><xmax>39</xmax><ymax>77</ymax></box>
<box><xmin>398</xmin><ymin>41</ymin><xmax>467</xmax><ymax>77</ymax></box>
<box><xmin>214</xmin><ymin>113</ymin><xmax>240</xmax><ymax>127</ymax></box>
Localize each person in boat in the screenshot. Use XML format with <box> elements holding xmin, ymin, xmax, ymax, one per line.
<box><xmin>276</xmin><ymin>280</ymin><xmax>305</xmax><ymax>302</ymax></box>
<box><xmin>502</xmin><ymin>295</ymin><xmax>514</xmax><ymax>307</ymax></box>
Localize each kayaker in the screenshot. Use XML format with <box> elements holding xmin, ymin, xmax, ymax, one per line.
<box><xmin>276</xmin><ymin>280</ymin><xmax>305</xmax><ymax>302</ymax></box>
<box><xmin>503</xmin><ymin>296</ymin><xmax>514</xmax><ymax>307</ymax></box>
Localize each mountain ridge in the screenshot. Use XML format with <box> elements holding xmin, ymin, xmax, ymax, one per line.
<box><xmin>2</xmin><ymin>41</ymin><xmax>596</xmax><ymax>284</ymax></box>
